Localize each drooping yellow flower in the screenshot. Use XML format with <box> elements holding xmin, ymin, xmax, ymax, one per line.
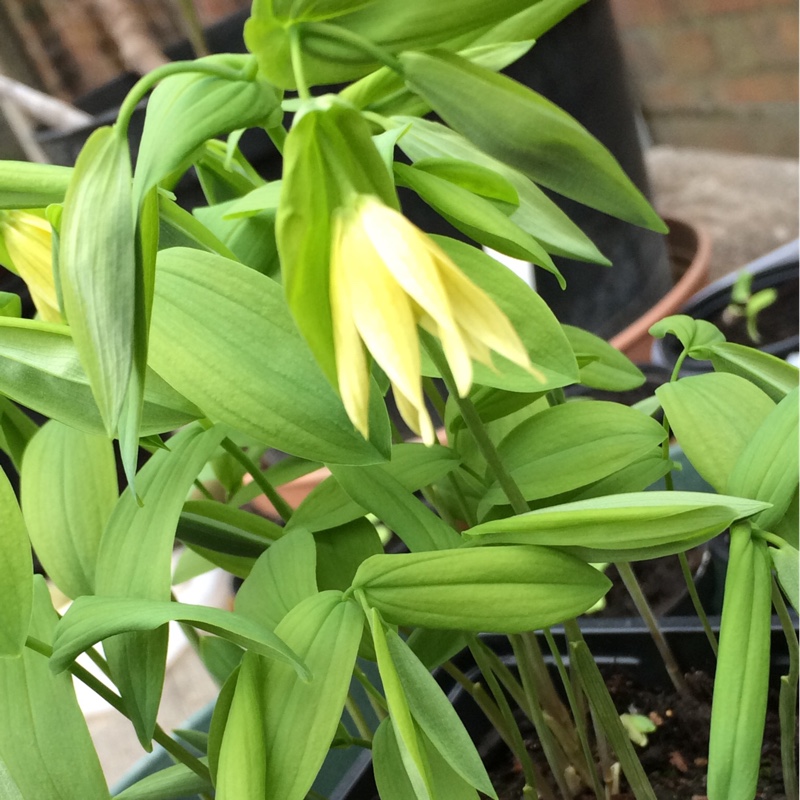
<box><xmin>330</xmin><ymin>194</ymin><xmax>536</xmax><ymax>444</ymax></box>
<box><xmin>0</xmin><ymin>210</ymin><xmax>61</xmax><ymax>322</ymax></box>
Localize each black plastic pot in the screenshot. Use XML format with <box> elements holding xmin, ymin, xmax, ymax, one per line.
<box><xmin>330</xmin><ymin>617</ymin><xmax>794</xmax><ymax>799</ymax></box>
<box><xmin>651</xmin><ymin>239</ymin><xmax>800</xmax><ymax>374</ymax></box>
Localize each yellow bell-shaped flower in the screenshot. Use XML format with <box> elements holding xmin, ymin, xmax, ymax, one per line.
<box><xmin>0</xmin><ymin>210</ymin><xmax>61</xmax><ymax>322</ymax></box>
<box><xmin>330</xmin><ymin>194</ymin><xmax>535</xmax><ymax>444</ymax></box>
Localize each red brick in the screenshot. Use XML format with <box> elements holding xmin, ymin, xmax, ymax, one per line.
<box><xmin>745</xmin><ymin>10</ymin><xmax>800</xmax><ymax>68</ymax></box>
<box><xmin>689</xmin><ymin>0</ymin><xmax>793</xmax><ymax>13</ymax></box>
<box><xmin>642</xmin><ymin>78</ymin><xmax>708</xmax><ymax>111</ymax></box>
<box><xmin>715</xmin><ymin>71</ymin><xmax>799</xmax><ymax>104</ymax></box>
<box><xmin>610</xmin><ymin>0</ymin><xmax>666</xmax><ymax>29</ymax></box>
<box><xmin>662</xmin><ymin>26</ymin><xmax>717</xmax><ymax>74</ymax></box>
<box><xmin>618</xmin><ymin>29</ymin><xmax>667</xmax><ymax>79</ymax></box>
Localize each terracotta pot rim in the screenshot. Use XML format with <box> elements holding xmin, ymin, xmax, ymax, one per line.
<box><xmin>609</xmin><ymin>216</ymin><xmax>712</xmax><ymax>359</ymax></box>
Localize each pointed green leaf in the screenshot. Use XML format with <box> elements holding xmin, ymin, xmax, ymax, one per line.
<box><xmin>397</xmin><ymin>117</ymin><xmax>607</xmax><ymax>263</ymax></box>
<box><xmin>149</xmin><ymin>247</ymin><xmax>391</xmax><ymax>464</ymax></box>
<box><xmin>482</xmin><ymin>401</ymin><xmax>666</xmax><ymax>507</ymax></box>
<box><xmin>353</xmin><ymin>546</ymin><xmax>611</xmax><ymax>632</ymax></box>
<box><xmin>649</xmin><ymin>314</ymin><xmax>725</xmax><ymax>357</ymax></box>
<box><xmin>475</xmin><ymin>0</ymin><xmax>588</xmax><ymax>44</ymax></box>
<box><xmin>466</xmin><ymin>491</ymin><xmax>770</xmax><ymax>561</ymax></box>
<box><xmin>707</xmin><ymin>342</ymin><xmax>799</xmax><ymax>402</ymax></box>
<box><xmin>385</xmin><ymin>627</ymin><xmax>495</xmax><ymax>796</ymax></box>
<box><xmin>0</xmin><ymin>578</ymin><xmax>108</xmax><ymax>800</ymax></box>
<box><xmin>772</xmin><ymin>543</ymin><xmax>799</xmax><ymax>612</ymax></box>
<box><xmin>217</xmin><ymin>592</ymin><xmax>363</xmax><ymax>800</ymax></box>
<box><xmin>235</xmin><ymin>529</ymin><xmax>318</xmax><ymax>630</ymax></box>
<box><xmin>94</xmin><ymin>423</ymin><xmax>227</xmax><ymax>745</ymax></box>
<box><xmin>0</xmin><ymin>466</ymin><xmax>32</xmax><ymax>656</ymax></box>
<box><xmin>331</xmin><ymin>462</ymin><xmax>461</xmax><ymax>552</ymax></box>
<box><xmin>157</xmin><ymin>195</ymin><xmax>238</xmax><ymax>259</ymax></box>
<box><xmin>0</xmin><ymin>395</ymin><xmax>38</xmax><ymax>471</ymax></box>
<box><xmin>728</xmin><ymin>387</ymin><xmax>798</xmax><ymax>530</ymax></box>
<box><xmin>113</xmin><ymin>760</ymin><xmax>212</xmax><ymax>800</ymax></box>
<box><xmin>400</xmin><ymin>51</ymin><xmax>666</xmax><ymax>231</ymax></box>
<box><xmin>708</xmin><ymin>527</ymin><xmax>772</xmax><ymax>800</ymax></box>
<box><xmin>394</xmin><ymin>162</ymin><xmax>558</xmax><ymax>275</ymax></box>
<box><xmin>289</xmin><ymin>442</ymin><xmax>459</xmax><ymax>533</ymax></box>
<box><xmin>207</xmin><ymin>664</ymin><xmax>239</xmax><ymax>782</ymax></box>
<box><xmin>134</xmin><ymin>55</ymin><xmax>282</xmax><ymax>201</ymax></box>
<box><xmin>59</xmin><ymin>126</ymin><xmax>136</xmax><ymax>434</ymax></box>
<box><xmin>52</xmin><ymin>596</ymin><xmax>305</xmax><ymax>675</ymax></box>
<box><xmin>412</xmin><ymin>157</ymin><xmax>519</xmax><ymax>208</ymax></box>
<box><xmin>562</xmin><ymin>324</ymin><xmax>646</xmax><ymax>391</ymax></box>
<box><xmin>657</xmin><ymin>373</ymin><xmax>775</xmax><ymax>492</ymax></box>
<box><xmin>314</xmin><ymin>517</ymin><xmax>383</xmax><ymax>591</ymax></box>
<box><xmin>21</xmin><ymin>420</ymin><xmax>117</xmax><ymax>598</ymax></box>
<box><xmin>0</xmin><ymin>161</ymin><xmax>73</xmax><ymax>209</ymax></box>
<box><xmin>0</xmin><ymin>318</ymin><xmax>200</xmax><ymax>435</ymax></box>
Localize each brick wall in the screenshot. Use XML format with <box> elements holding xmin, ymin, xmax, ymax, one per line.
<box><xmin>610</xmin><ymin>0</ymin><xmax>798</xmax><ymax>156</ymax></box>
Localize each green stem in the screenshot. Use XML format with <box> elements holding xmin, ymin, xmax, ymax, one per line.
<box><xmin>546</xmin><ymin>387</ymin><xmax>567</xmax><ymax>406</ymax></box>
<box><xmin>677</xmin><ymin>550</ymin><xmax>718</xmax><ymax>656</ymax></box>
<box><xmin>772</xmin><ymin>578</ymin><xmax>799</xmax><ymax>800</ymax></box>
<box><xmin>25</xmin><ymin>638</ymin><xmax>211</xmax><ymax>784</ymax></box>
<box><xmin>117</xmin><ymin>60</ymin><xmax>250</xmax><ymax>138</ymax></box>
<box><xmin>509</xmin><ymin>634</ymin><xmax>573</xmax><ymax>800</ymax></box>
<box><xmin>289</xmin><ymin>25</ymin><xmax>311</xmax><ymax>100</ymax></box>
<box><xmin>541</xmin><ymin>629</ymin><xmax>605</xmax><ymax>799</ymax></box>
<box><xmin>423</xmin><ymin>336</ymin><xmax>529</xmax><ymax>515</ymax></box>
<box><xmin>468</xmin><ymin>639</ymin><xmax>542</xmax><ymax>798</ymax></box>
<box><xmin>303</xmin><ymin>21</ymin><xmax>404</xmax><ymax>74</ymax></box>
<box><xmin>446</xmin><ymin>473</ymin><xmax>475</xmax><ymax>529</ymax></box>
<box><xmin>192</xmin><ymin>478</ymin><xmax>216</xmax><ymax>501</ymax></box>
<box><xmin>752</xmin><ymin>527</ymin><xmax>791</xmax><ymax>549</ymax></box>
<box><xmin>220</xmin><ymin>437</ymin><xmax>294</xmax><ymax>523</ymax></box>
<box><xmin>615</xmin><ymin>562</ymin><xmax>688</xmax><ymax>695</ymax></box>
<box><xmin>440</xmin><ymin>660</ymin><xmax>509</xmax><ymax>744</ymax></box>
<box><xmin>345</xmin><ymin>693</ymin><xmax>373</xmax><ymax>742</ymax></box>
<box><xmin>422</xmin><ymin>376</ymin><xmax>446</xmax><ymax>424</ymax></box>
<box><xmin>353</xmin><ymin>665</ymin><xmax>388</xmax><ymax>718</ymax></box>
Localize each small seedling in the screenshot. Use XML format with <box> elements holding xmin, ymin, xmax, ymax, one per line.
<box><xmin>722</xmin><ymin>271</ymin><xmax>778</xmax><ymax>343</ymax></box>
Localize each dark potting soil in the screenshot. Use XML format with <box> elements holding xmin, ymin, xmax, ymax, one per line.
<box><xmin>712</xmin><ymin>278</ymin><xmax>799</xmax><ymax>348</ymax></box>
<box><xmin>486</xmin><ymin>668</ymin><xmax>786</xmax><ymax>800</ymax></box>
<box><xmin>596</xmin><ymin>547</ymin><xmax>707</xmax><ymax>617</ymax></box>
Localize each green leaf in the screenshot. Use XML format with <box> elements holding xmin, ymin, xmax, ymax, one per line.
<box><xmin>481</xmin><ymin>401</ymin><xmax>666</xmax><ymax>507</ymax></box>
<box><xmin>466</xmin><ymin>491</ymin><xmax>770</xmax><ymax>561</ymax></box>
<box><xmin>314</xmin><ymin>517</ymin><xmax>383</xmax><ymax>591</ymax></box>
<box><xmin>21</xmin><ymin>420</ymin><xmax>117</xmax><ymax>599</ymax></box>
<box><xmin>0</xmin><ymin>466</ymin><xmax>32</xmax><ymax>656</ymax></box>
<box><xmin>707</xmin><ymin>342</ymin><xmax>799</xmax><ymax>402</ymax></box>
<box><xmin>51</xmin><ymin>595</ymin><xmax>306</xmax><ymax>677</ymax></box>
<box><xmin>94</xmin><ymin>423</ymin><xmax>227</xmax><ymax>745</ymax></box>
<box><xmin>59</xmin><ymin>126</ymin><xmax>136</xmax><ymax>435</ymax></box>
<box><xmin>384</xmin><ymin>627</ymin><xmax>495</xmax><ymax>796</ymax></box>
<box><xmin>0</xmin><ymin>578</ymin><xmax>108</xmax><ymax>800</ymax></box>
<box><xmin>113</xmin><ymin>761</ymin><xmax>212</xmax><ymax>800</ymax></box>
<box><xmin>771</xmin><ymin>544</ymin><xmax>799</xmax><ymax>612</ymax></box>
<box><xmin>657</xmin><ymin>373</ymin><xmax>775</xmax><ymax>492</ymax></box>
<box><xmin>369</xmin><ymin>610</ymin><xmax>433</xmax><ymax>799</ymax></box>
<box><xmin>216</xmin><ymin>592</ymin><xmax>363</xmax><ymax>800</ymax></box>
<box><xmin>133</xmin><ymin>55</ymin><xmax>282</xmax><ymax>201</ymax></box>
<box><xmin>0</xmin><ymin>396</ymin><xmax>38</xmax><ymax>471</ymax></box>
<box><xmin>396</xmin><ymin>117</ymin><xmax>607</xmax><ymax>263</ymax></box>
<box><xmin>197</xmin><ymin>636</ymin><xmax>243</xmax><ymax>685</ymax></box>
<box><xmin>708</xmin><ymin>527</ymin><xmax>772</xmax><ymax>800</ymax></box>
<box><xmin>235</xmin><ymin>529</ymin><xmax>318</xmax><ymax>630</ymax></box>
<box><xmin>0</xmin><ymin>293</ymin><xmax>20</xmax><ymax>318</ymax></box>
<box><xmin>649</xmin><ymin>314</ymin><xmax>725</xmax><ymax>358</ymax></box>
<box><xmin>331</xmin><ymin>462</ymin><xmax>461</xmax><ymax>552</ymax></box>
<box><xmin>412</xmin><ymin>157</ymin><xmax>519</xmax><ymax>208</ymax></box>
<box><xmin>353</xmin><ymin>546</ymin><xmax>611</xmax><ymax>632</ymax></box>
<box><xmin>373</xmin><ymin>717</ymin><xmax>481</xmax><ymax>800</ymax></box>
<box><xmin>727</xmin><ymin>387</ymin><xmax>798</xmax><ymax>530</ymax></box>
<box><xmin>0</xmin><ymin>318</ymin><xmax>200</xmax><ymax>436</ymax></box>
<box><xmin>425</xmin><ymin>238</ymin><xmax>578</xmax><ymax>391</ymax></box>
<box><xmin>394</xmin><ymin>162</ymin><xmax>558</xmax><ymax>275</ymax></box>
<box><xmin>474</xmin><ymin>0</ymin><xmax>588</xmax><ymax>44</ymax></box>
<box><xmin>193</xmin><ymin>138</ymin><xmax>266</xmax><ymax>206</ymax></box>
<box><xmin>289</xmin><ymin>442</ymin><xmax>459</xmax><ymax>533</ymax></box>
<box><xmin>149</xmin><ymin>247</ymin><xmax>391</xmax><ymax>465</ymax></box>
<box><xmin>207</xmin><ymin>664</ymin><xmax>239</xmax><ymax>782</ymax></box>
<box><xmin>157</xmin><ymin>195</ymin><xmax>238</xmax><ymax>259</ymax></box>
<box><xmin>0</xmin><ymin>161</ymin><xmax>73</xmax><ymax>209</ymax></box>
<box><xmin>400</xmin><ymin>51</ymin><xmax>666</xmax><ymax>232</ymax></box>
<box><xmin>562</xmin><ymin>324</ymin><xmax>646</xmax><ymax>391</ymax></box>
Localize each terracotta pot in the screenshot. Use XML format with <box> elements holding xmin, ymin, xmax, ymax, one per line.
<box><xmin>609</xmin><ymin>217</ymin><xmax>712</xmax><ymax>363</ymax></box>
<box><xmin>248</xmin><ymin>466</ymin><xmax>331</xmax><ymax>518</ymax></box>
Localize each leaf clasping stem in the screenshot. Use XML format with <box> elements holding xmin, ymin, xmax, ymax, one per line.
<box><xmin>303</xmin><ymin>21</ymin><xmax>405</xmax><ymax>75</ymax></box>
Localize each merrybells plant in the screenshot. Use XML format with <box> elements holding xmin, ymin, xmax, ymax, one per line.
<box><xmin>0</xmin><ymin>1</ymin><xmax>796</xmax><ymax>799</ymax></box>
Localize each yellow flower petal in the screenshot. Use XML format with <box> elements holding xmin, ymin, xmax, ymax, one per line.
<box><xmin>330</xmin><ymin>216</ymin><xmax>371</xmax><ymax>439</ymax></box>
<box><xmin>0</xmin><ymin>211</ymin><xmax>61</xmax><ymax>322</ymax></box>
<box><xmin>392</xmin><ymin>383</ymin><xmax>435</xmax><ymax>446</ymax></box>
